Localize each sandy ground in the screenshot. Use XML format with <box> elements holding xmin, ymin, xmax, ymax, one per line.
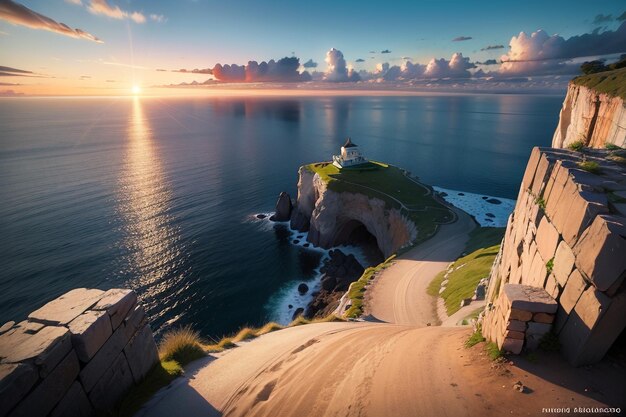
<box><xmin>365</xmin><ymin>208</ymin><xmax>476</xmax><ymax>326</ymax></box>
<box><xmin>137</xmin><ymin>208</ymin><xmax>625</xmax><ymax>417</ymax></box>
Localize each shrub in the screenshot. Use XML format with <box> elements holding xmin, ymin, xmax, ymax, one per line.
<box><xmin>534</xmin><ymin>196</ymin><xmax>546</xmax><ymax>210</ymax></box>
<box><xmin>158</xmin><ymin>325</ymin><xmax>206</xmax><ymax>365</ymax></box>
<box><xmin>567</xmin><ymin>140</ymin><xmax>584</xmax><ymax>151</ymax></box>
<box><xmin>577</xmin><ymin>161</ymin><xmax>601</xmax><ymax>174</ymax></box>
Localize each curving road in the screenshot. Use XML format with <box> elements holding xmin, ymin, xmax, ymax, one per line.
<box><xmin>365</xmin><ymin>207</ymin><xmax>476</xmax><ymax>326</ymax></box>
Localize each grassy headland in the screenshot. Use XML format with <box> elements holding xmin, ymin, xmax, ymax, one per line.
<box><xmin>305</xmin><ymin>161</ymin><xmax>454</xmax><ymax>246</ymax></box>
<box><xmin>571</xmin><ymin>67</ymin><xmax>626</xmax><ymax>100</ymax></box>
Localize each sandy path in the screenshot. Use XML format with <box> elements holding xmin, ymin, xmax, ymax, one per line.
<box><xmin>365</xmin><ymin>208</ymin><xmax>476</xmax><ymax>326</ymax></box>
<box><xmin>138</xmin><ymin>322</ymin><xmax>622</xmax><ymax>417</ymax></box>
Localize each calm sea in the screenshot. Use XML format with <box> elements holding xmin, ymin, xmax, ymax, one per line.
<box><xmin>0</xmin><ymin>94</ymin><xmax>562</xmax><ymax>337</ymax></box>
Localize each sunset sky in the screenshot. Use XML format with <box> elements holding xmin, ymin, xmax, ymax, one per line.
<box><xmin>1</xmin><ymin>0</ymin><xmax>625</xmax><ymax>96</ymax></box>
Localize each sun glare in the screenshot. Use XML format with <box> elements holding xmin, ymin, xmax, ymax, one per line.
<box><xmin>132</xmin><ymin>85</ymin><xmax>141</xmax><ymax>95</ymax></box>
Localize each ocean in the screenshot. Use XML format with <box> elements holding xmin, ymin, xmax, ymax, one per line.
<box><xmin>0</xmin><ymin>94</ymin><xmax>562</xmax><ymax>338</ymax></box>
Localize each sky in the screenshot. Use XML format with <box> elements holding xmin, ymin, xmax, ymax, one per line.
<box><xmin>0</xmin><ymin>0</ymin><xmax>625</xmax><ymax>96</ymax></box>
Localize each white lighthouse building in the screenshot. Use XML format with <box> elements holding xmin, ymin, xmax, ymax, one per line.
<box><xmin>332</xmin><ymin>138</ymin><xmax>369</xmax><ymax>169</ymax></box>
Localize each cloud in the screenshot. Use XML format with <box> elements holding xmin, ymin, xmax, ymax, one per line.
<box><xmin>593</xmin><ymin>14</ymin><xmax>613</xmax><ymax>24</ymax></box>
<box><xmin>173</xmin><ymin>68</ymin><xmax>213</xmax><ymax>74</ymax></box>
<box><xmin>481</xmin><ymin>44</ymin><xmax>505</xmax><ymax>51</ymax></box>
<box><xmin>210</xmin><ymin>57</ymin><xmax>310</xmax><ymax>83</ymax></box>
<box><xmin>156</xmin><ymin>68</ymin><xmax>167</xmax><ymax>72</ymax></box>
<box><xmin>0</xmin><ymin>0</ymin><xmax>102</xmax><ymax>42</ymax></box>
<box><xmin>324</xmin><ymin>48</ymin><xmax>360</xmax><ymax>82</ymax></box>
<box><xmin>302</xmin><ymin>59</ymin><xmax>318</xmax><ymax>68</ymax></box>
<box><xmin>355</xmin><ymin>58</ymin><xmax>365</xmax><ymax>63</ymax></box>
<box><xmin>150</xmin><ymin>14</ymin><xmax>166</xmax><ymax>23</ymax></box>
<box><xmin>372</xmin><ymin>53</ymin><xmax>474</xmax><ymax>81</ymax></box>
<box><xmin>84</xmin><ymin>0</ymin><xmax>149</xmax><ymax>24</ymax></box>
<box><xmin>452</xmin><ymin>36</ymin><xmax>472</xmax><ymax>42</ymax></box>
<box><xmin>0</xmin><ymin>89</ymin><xmax>24</xmax><ymax>97</ymax></box>
<box><xmin>477</xmin><ymin>59</ymin><xmax>498</xmax><ymax>65</ymax></box>
<box><xmin>0</xmin><ymin>65</ymin><xmax>33</xmax><ymax>75</ymax></box>
<box><xmin>499</xmin><ymin>22</ymin><xmax>626</xmax><ymax>75</ymax></box>
<box><xmin>381</xmin><ymin>49</ymin><xmax>391</xmax><ymax>54</ymax></box>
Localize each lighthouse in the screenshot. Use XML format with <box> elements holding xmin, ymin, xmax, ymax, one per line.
<box><xmin>332</xmin><ymin>138</ymin><xmax>369</xmax><ymax>169</ymax></box>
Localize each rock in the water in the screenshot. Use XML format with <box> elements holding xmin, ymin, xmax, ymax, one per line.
<box><xmin>303</xmin><ymin>243</ymin><xmax>310</xmax><ymax>248</ymax></box>
<box><xmin>292</xmin><ymin>308</ymin><xmax>304</xmax><ymax>320</ymax></box>
<box><xmin>288</xmin><ymin>304</ymin><xmax>293</xmax><ymax>309</ymax></box>
<box><xmin>256</xmin><ymin>214</ymin><xmax>267</xmax><ymax>219</ymax></box>
<box><xmin>486</xmin><ymin>198</ymin><xmax>502</xmax><ymax>205</ymax></box>
<box><xmin>485</xmin><ymin>213</ymin><xmax>495</xmax><ymax>218</ymax></box>
<box><xmin>321</xmin><ymin>275</ymin><xmax>336</xmax><ymax>291</ymax></box>
<box><xmin>270</xmin><ymin>192</ymin><xmax>293</xmax><ymax>222</ymax></box>
<box><xmin>298</xmin><ymin>283</ymin><xmax>309</xmax><ymax>294</ymax></box>
<box><xmin>293</xmin><ymin>240</ymin><xmax>300</xmax><ymax>244</ymax></box>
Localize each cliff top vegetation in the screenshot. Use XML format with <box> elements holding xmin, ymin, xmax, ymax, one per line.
<box><xmin>571</xmin><ymin>66</ymin><xmax>626</xmax><ymax>100</ymax></box>
<box><xmin>304</xmin><ymin>161</ymin><xmax>454</xmax><ymax>245</ymax></box>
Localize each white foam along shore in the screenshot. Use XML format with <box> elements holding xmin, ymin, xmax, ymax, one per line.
<box><xmin>251</xmin><ymin>213</ymin><xmax>368</xmax><ymax>325</ymax></box>
<box><xmin>433</xmin><ymin>187</ymin><xmax>515</xmax><ymax>227</ymax></box>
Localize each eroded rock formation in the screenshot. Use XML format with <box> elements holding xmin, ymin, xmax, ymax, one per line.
<box><xmin>552</xmin><ymin>83</ymin><xmax>626</xmax><ymax>149</ymax></box>
<box><xmin>270</xmin><ymin>192</ymin><xmax>292</xmax><ymax>222</ymax></box>
<box><xmin>289</xmin><ymin>166</ymin><xmax>417</xmax><ymax>258</ymax></box>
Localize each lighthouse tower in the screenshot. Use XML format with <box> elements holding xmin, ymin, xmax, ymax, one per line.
<box><xmin>332</xmin><ymin>138</ymin><xmax>368</xmax><ymax>169</ymax></box>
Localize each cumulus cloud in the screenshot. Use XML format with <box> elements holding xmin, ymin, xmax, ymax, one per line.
<box><xmin>302</xmin><ymin>59</ymin><xmax>318</xmax><ymax>68</ymax></box>
<box><xmin>424</xmin><ymin>52</ymin><xmax>475</xmax><ymax>78</ymax></box>
<box><xmin>481</xmin><ymin>44</ymin><xmax>505</xmax><ymax>51</ymax></box>
<box><xmin>0</xmin><ymin>0</ymin><xmax>102</xmax><ymax>42</ymax></box>
<box><xmin>324</xmin><ymin>48</ymin><xmax>360</xmax><ymax>82</ymax></box>
<box><xmin>477</xmin><ymin>59</ymin><xmax>498</xmax><ymax>65</ymax></box>
<box><xmin>381</xmin><ymin>49</ymin><xmax>391</xmax><ymax>54</ymax></box>
<box><xmin>210</xmin><ymin>57</ymin><xmax>310</xmax><ymax>83</ymax></box>
<box><xmin>499</xmin><ymin>22</ymin><xmax>626</xmax><ymax>75</ymax></box>
<box><xmin>452</xmin><ymin>36</ymin><xmax>472</xmax><ymax>42</ymax></box>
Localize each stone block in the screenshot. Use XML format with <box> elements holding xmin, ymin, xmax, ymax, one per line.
<box><xmin>533</xmin><ymin>313</ymin><xmax>554</xmax><ymax>324</ymax></box>
<box><xmin>50</xmin><ymin>381</ymin><xmax>93</xmax><ymax>417</ymax></box>
<box><xmin>28</xmin><ymin>289</ymin><xmax>105</xmax><ymax>326</ymax></box>
<box><xmin>16</xmin><ymin>321</ymin><xmax>44</xmax><ymax>335</ymax></box>
<box><xmin>545</xmin><ymin>164</ymin><xmax>571</xmax><ymax>224</ymax></box>
<box><xmin>505</xmin><ymin>320</ymin><xmax>527</xmax><ymax>332</ymax></box>
<box><xmin>123</xmin><ymin>325</ymin><xmax>158</xmax><ymax>384</ymax></box>
<box><xmin>505</xmin><ymin>330</ymin><xmax>525</xmax><ymax>340</ymax></box>
<box><xmin>530</xmin><ymin>153</ymin><xmax>552</xmax><ymax>196</ymax></box>
<box><xmin>572</xmin><ymin>215</ymin><xmax>626</xmax><ymax>292</ymax></box>
<box><xmin>80</xmin><ymin>324</ymin><xmax>132</xmax><ymax>392</ymax></box>
<box><xmin>561</xmin><ymin>189</ymin><xmax>609</xmax><ymax>247</ymax></box>
<box><xmin>527</xmin><ymin>321</ymin><xmax>552</xmax><ymax>336</ymax></box>
<box><xmin>0</xmin><ymin>326</ymin><xmax>71</xmax><ymax>378</ymax></box>
<box><xmin>68</xmin><ymin>311</ymin><xmax>112</xmax><ymax>363</ymax></box>
<box><xmin>536</xmin><ymin>217</ymin><xmax>560</xmax><ymax>262</ymax></box>
<box><xmin>501</xmin><ymin>337</ymin><xmax>523</xmax><ymax>354</ymax></box>
<box><xmin>508</xmin><ymin>309</ymin><xmax>532</xmax><ymax>322</ymax></box>
<box><xmin>559</xmin><ymin>287</ymin><xmax>613</xmax><ymax>366</ymax></box>
<box><xmin>552</xmin><ymin>241</ymin><xmax>575</xmax><ymax>286</ymax></box>
<box><xmin>93</xmin><ymin>289</ymin><xmax>137</xmax><ymax>330</ymax></box>
<box><xmin>0</xmin><ymin>323</ymin><xmax>14</xmax><ymax>336</ymax></box>
<box><xmin>544</xmin><ymin>274</ymin><xmax>560</xmax><ymax>300</ymax></box>
<box><xmin>528</xmin><ymin>250</ymin><xmax>548</xmax><ymax>288</ymax></box>
<box><xmin>558</xmin><ymin>269</ymin><xmax>588</xmax><ymax>315</ymax></box>
<box><xmin>8</xmin><ymin>351</ymin><xmax>79</xmax><ymax>417</ymax></box>
<box><xmin>503</xmin><ymin>284</ymin><xmax>557</xmax><ymax>314</ymax></box>
<box><xmin>88</xmin><ymin>352</ymin><xmax>134</xmax><ymax>416</ymax></box>
<box><xmin>0</xmin><ymin>363</ymin><xmax>38</xmax><ymax>417</ymax></box>
<box><xmin>521</xmin><ymin>147</ymin><xmax>542</xmax><ymax>190</ymax></box>
<box><xmin>525</xmin><ymin>333</ymin><xmax>542</xmax><ymax>351</ymax></box>
<box><xmin>122</xmin><ymin>306</ymin><xmax>147</xmax><ymax>343</ymax></box>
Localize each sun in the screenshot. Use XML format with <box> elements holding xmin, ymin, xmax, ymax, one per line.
<box><xmin>132</xmin><ymin>85</ymin><xmax>141</xmax><ymax>95</ymax></box>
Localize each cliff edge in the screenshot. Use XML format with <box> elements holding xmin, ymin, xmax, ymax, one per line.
<box><xmin>552</xmin><ymin>68</ymin><xmax>626</xmax><ymax>149</ymax></box>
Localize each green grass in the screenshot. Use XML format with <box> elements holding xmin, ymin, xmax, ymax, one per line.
<box><xmin>577</xmin><ymin>161</ymin><xmax>601</xmax><ymax>174</ymax></box>
<box><xmin>485</xmin><ymin>342</ymin><xmax>503</xmax><ymax>360</ymax></box>
<box><xmin>465</xmin><ymin>330</ymin><xmax>486</xmax><ymax>348</ymax></box>
<box><xmin>119</xmin><ymin>360</ymin><xmax>183</xmax><ymax>417</ymax></box>
<box><xmin>305</xmin><ymin>161</ymin><xmax>454</xmax><ymax>246</ymax></box>
<box><xmin>534</xmin><ymin>196</ymin><xmax>546</xmax><ymax>210</ymax></box>
<box><xmin>567</xmin><ymin>140</ymin><xmax>585</xmax><ymax>151</ymax></box>
<box><xmin>546</xmin><ymin>258</ymin><xmax>554</xmax><ymax>274</ymax></box>
<box><xmin>427</xmin><ymin>227</ymin><xmax>503</xmax><ymax>315</ymax></box>
<box><xmin>571</xmin><ymin>66</ymin><xmax>626</xmax><ymax>100</ymax></box>
<box><xmin>605</xmin><ymin>143</ymin><xmax>622</xmax><ymax>150</ymax></box>
<box><xmin>158</xmin><ymin>325</ymin><xmax>207</xmax><ymax>365</ymax></box>
<box><xmin>344</xmin><ymin>255</ymin><xmax>396</xmax><ymax>318</ymax></box>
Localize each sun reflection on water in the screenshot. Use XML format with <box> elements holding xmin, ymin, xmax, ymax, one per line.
<box><xmin>117</xmin><ymin>97</ymin><xmax>189</xmax><ymax>331</ymax></box>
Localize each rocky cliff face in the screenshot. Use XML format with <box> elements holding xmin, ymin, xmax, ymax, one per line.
<box><xmin>482</xmin><ymin>147</ymin><xmax>626</xmax><ymax>366</ymax></box>
<box><xmin>290</xmin><ymin>166</ymin><xmax>417</xmax><ymax>259</ymax></box>
<box><xmin>552</xmin><ymin>83</ymin><xmax>626</xmax><ymax>149</ymax></box>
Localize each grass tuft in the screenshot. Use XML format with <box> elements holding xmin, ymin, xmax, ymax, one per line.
<box><xmin>485</xmin><ymin>342</ymin><xmax>503</xmax><ymax>360</ymax></box>
<box><xmin>232</xmin><ymin>327</ymin><xmax>258</xmax><ymax>343</ymax></box>
<box><xmin>255</xmin><ymin>322</ymin><xmax>284</xmax><ymax>335</ymax></box>
<box><xmin>577</xmin><ymin>161</ymin><xmax>601</xmax><ymax>174</ymax></box>
<box><xmin>534</xmin><ymin>196</ymin><xmax>546</xmax><ymax>210</ymax></box>
<box><xmin>605</xmin><ymin>143</ymin><xmax>622</xmax><ymax>150</ymax></box>
<box><xmin>465</xmin><ymin>330</ymin><xmax>486</xmax><ymax>348</ymax></box>
<box><xmin>567</xmin><ymin>140</ymin><xmax>585</xmax><ymax>151</ymax></box>
<box><xmin>546</xmin><ymin>258</ymin><xmax>554</xmax><ymax>274</ymax></box>
<box><xmin>158</xmin><ymin>325</ymin><xmax>206</xmax><ymax>365</ymax></box>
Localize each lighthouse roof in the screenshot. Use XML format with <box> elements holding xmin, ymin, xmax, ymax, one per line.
<box><xmin>343</xmin><ymin>137</ymin><xmax>358</xmax><ymax>148</ymax></box>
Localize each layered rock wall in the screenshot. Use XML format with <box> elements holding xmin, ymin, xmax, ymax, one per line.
<box><xmin>0</xmin><ymin>288</ymin><xmax>158</xmax><ymax>417</ymax></box>
<box><xmin>552</xmin><ymin>83</ymin><xmax>626</xmax><ymax>149</ymax></box>
<box><xmin>290</xmin><ymin>165</ymin><xmax>417</xmax><ymax>258</ymax></box>
<box><xmin>483</xmin><ymin>147</ymin><xmax>626</xmax><ymax>366</ymax></box>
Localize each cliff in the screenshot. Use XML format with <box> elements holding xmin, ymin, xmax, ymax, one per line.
<box><xmin>289</xmin><ymin>162</ymin><xmax>453</xmax><ymax>258</ymax></box>
<box><xmin>552</xmin><ymin>70</ymin><xmax>626</xmax><ymax>149</ymax></box>
<box><xmin>482</xmin><ymin>147</ymin><xmax>626</xmax><ymax>366</ymax></box>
